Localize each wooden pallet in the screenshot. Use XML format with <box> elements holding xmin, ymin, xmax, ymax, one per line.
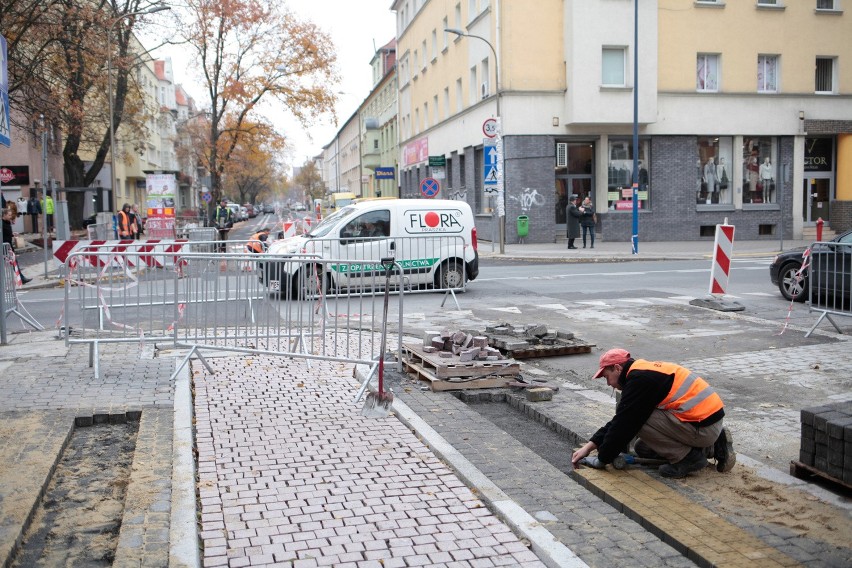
<box><xmin>789</xmin><ymin>460</ymin><xmax>852</xmax><ymax>493</ymax></box>
<box><xmin>402</xmin><ymin>343</ymin><xmax>520</xmax><ymax>391</ymax></box>
<box><xmin>403</xmin><ymin>343</ymin><xmax>520</xmax><ymax>379</ymax></box>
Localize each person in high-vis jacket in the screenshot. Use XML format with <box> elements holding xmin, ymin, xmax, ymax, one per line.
<box><xmin>571</xmin><ymin>348</ymin><xmax>735</xmax><ymax>478</ymax></box>
<box><xmin>246</xmin><ymin>228</ymin><xmax>270</xmax><ymax>253</ymax></box>
<box><xmin>117</xmin><ymin>203</ymin><xmax>135</xmax><ymax>239</ymax></box>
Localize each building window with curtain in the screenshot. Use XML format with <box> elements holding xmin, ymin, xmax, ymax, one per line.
<box><xmin>696</xmin><ymin>137</ymin><xmax>733</xmax><ymax>206</ymax></box>
<box><xmin>757</xmin><ymin>55</ymin><xmax>777</xmax><ymax>93</ymax></box>
<box><xmin>697</xmin><ymin>54</ymin><xmax>719</xmax><ymax>92</ymax></box>
<box><xmin>815</xmin><ymin>57</ymin><xmax>835</xmax><ymax>93</ymax></box>
<box><xmin>601</xmin><ymin>47</ymin><xmax>626</xmax><ymax>87</ymax></box>
<box><xmin>606</xmin><ymin>139</ymin><xmax>650</xmax><ymax>211</ymax></box>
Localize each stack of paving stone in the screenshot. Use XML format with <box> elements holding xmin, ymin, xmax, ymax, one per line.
<box><xmin>799</xmin><ymin>401</ymin><xmax>852</xmax><ymax>486</ymax></box>
<box><xmin>484</xmin><ymin>322</ymin><xmax>593</xmax><ymax>359</ymax></box>
<box><xmin>422</xmin><ymin>329</ymin><xmax>505</xmax><ymax>362</ymax></box>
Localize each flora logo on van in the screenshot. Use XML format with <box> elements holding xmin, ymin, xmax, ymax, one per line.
<box><xmin>404</xmin><ymin>209</ymin><xmax>464</xmax><ymax>234</ymax></box>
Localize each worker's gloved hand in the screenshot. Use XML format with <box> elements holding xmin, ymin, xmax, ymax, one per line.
<box><xmin>579</xmin><ymin>456</ymin><xmax>606</xmax><ymax>470</ymax></box>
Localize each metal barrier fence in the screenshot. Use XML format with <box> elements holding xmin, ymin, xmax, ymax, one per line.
<box><xmin>1</xmin><ymin>243</ymin><xmax>43</xmax><ymax>343</ymax></box>
<box><xmin>62</xmin><ymin>249</ymin><xmax>403</xmax><ymax>383</ymax></box>
<box><xmin>264</xmin><ymin>234</ymin><xmax>474</xmax><ymax>308</ymax></box>
<box><xmin>806</xmin><ymin>240</ymin><xmax>852</xmax><ymax>337</ymax></box>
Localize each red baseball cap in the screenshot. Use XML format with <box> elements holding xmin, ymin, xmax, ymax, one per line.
<box><xmin>592</xmin><ymin>348</ymin><xmax>631</xmax><ymax>378</ymax></box>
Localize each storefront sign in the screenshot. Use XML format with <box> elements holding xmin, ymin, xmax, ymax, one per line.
<box><xmin>375</xmin><ymin>167</ymin><xmax>395</xmax><ymax>179</ymax></box>
<box><xmin>0</xmin><ymin>165</ymin><xmax>29</xmax><ymax>186</ymax></box>
<box><xmin>403</xmin><ymin>137</ymin><xmax>429</xmax><ymax>166</ymax></box>
<box><xmin>804</xmin><ymin>138</ymin><xmax>832</xmax><ymax>172</ymax></box>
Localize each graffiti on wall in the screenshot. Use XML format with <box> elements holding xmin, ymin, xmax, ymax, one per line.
<box><xmin>509</xmin><ymin>188</ymin><xmax>545</xmax><ymax>212</ymax></box>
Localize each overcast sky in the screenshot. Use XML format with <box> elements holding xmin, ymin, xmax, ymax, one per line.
<box><xmin>149</xmin><ymin>1</ymin><xmax>396</xmax><ymax>172</ymax></box>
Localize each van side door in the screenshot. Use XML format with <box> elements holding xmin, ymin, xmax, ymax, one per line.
<box><xmin>334</xmin><ymin>210</ymin><xmax>392</xmax><ymax>291</ymax></box>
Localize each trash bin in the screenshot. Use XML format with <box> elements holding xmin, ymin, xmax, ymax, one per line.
<box><xmin>516</xmin><ymin>215</ymin><xmax>529</xmax><ymax>240</ymax></box>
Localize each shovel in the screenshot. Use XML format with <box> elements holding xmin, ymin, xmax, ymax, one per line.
<box><xmin>361</xmin><ymin>256</ymin><xmax>396</xmax><ymax>418</ymax></box>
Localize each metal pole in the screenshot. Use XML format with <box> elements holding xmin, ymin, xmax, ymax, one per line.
<box><xmin>631</xmin><ymin>0</ymin><xmax>639</xmax><ymax>255</ymax></box>
<box><xmin>41</xmin><ymin>116</ymin><xmax>48</xmax><ymax>277</ymax></box>
<box><xmin>107</xmin><ymin>22</ymin><xmax>118</xmax><ymax>210</ymax></box>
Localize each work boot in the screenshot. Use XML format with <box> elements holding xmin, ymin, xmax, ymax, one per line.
<box><xmin>658</xmin><ymin>447</ymin><xmax>707</xmax><ymax>479</ymax></box>
<box><xmin>634</xmin><ymin>440</ymin><xmax>664</xmax><ymax>460</ymax></box>
<box><xmin>713</xmin><ymin>428</ymin><xmax>736</xmax><ymax>472</ymax></box>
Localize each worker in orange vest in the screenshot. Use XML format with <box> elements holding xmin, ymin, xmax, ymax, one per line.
<box><xmin>572</xmin><ymin>348</ymin><xmax>735</xmax><ymax>478</ymax></box>
<box><xmin>117</xmin><ymin>203</ymin><xmax>136</xmax><ymax>239</ymax></box>
<box><xmin>245</xmin><ymin>227</ymin><xmax>271</xmax><ymax>253</ymax></box>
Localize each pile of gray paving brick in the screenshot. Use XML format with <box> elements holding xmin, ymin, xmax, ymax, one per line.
<box><xmin>422</xmin><ymin>329</ymin><xmax>506</xmax><ymax>362</ymax></box>
<box><xmin>799</xmin><ymin>401</ymin><xmax>852</xmax><ymax>485</ymax></box>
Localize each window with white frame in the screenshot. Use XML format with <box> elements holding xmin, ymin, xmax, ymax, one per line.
<box><xmin>431</xmin><ymin>30</ymin><xmax>437</xmax><ymax>61</ymax></box>
<box><xmin>757</xmin><ymin>55</ymin><xmax>777</xmax><ymax>92</ymax></box>
<box><xmin>601</xmin><ymin>47</ymin><xmax>626</xmax><ymax>87</ymax></box>
<box><xmin>434</xmin><ymin>95</ymin><xmax>439</xmax><ymax>121</ymax></box>
<box><xmin>469</xmin><ymin>66</ymin><xmax>477</xmax><ymax>105</ymax></box>
<box><xmin>481</xmin><ymin>58</ymin><xmax>490</xmax><ymax>97</ymax></box>
<box><xmin>757</xmin><ymin>0</ymin><xmax>777</xmax><ymax>5</ymax></box>
<box><xmin>456</xmin><ymin>78</ymin><xmax>463</xmax><ymax>112</ymax></box>
<box><xmin>423</xmin><ymin>102</ymin><xmax>429</xmax><ymax>129</ymax></box>
<box><xmin>421</xmin><ymin>40</ymin><xmax>427</xmax><ymax>70</ymax></box>
<box><xmin>815</xmin><ymin>57</ymin><xmax>835</xmax><ymax>93</ymax></box>
<box><xmin>697</xmin><ymin>53</ymin><xmax>719</xmax><ymax>92</ymax></box>
<box><xmin>455</xmin><ymin>3</ymin><xmax>461</xmax><ymax>29</ymax></box>
<box><xmin>442</xmin><ymin>18</ymin><xmax>448</xmax><ymax>49</ymax></box>
<box><xmin>468</xmin><ymin>0</ymin><xmax>477</xmax><ymax>20</ymax></box>
<box><xmin>817</xmin><ymin>0</ymin><xmax>836</xmax><ymax>9</ymax></box>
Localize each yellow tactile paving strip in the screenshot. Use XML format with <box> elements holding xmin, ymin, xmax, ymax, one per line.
<box><xmin>574</xmin><ymin>468</ymin><xmax>802</xmax><ymax>568</ymax></box>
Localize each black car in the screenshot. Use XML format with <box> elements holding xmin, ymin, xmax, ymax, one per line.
<box><xmin>769</xmin><ymin>229</ymin><xmax>852</xmax><ymax>301</ymax></box>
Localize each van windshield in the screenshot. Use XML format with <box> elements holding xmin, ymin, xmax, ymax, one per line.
<box><xmin>308</xmin><ymin>206</ymin><xmax>357</xmax><ymax>238</ymax></box>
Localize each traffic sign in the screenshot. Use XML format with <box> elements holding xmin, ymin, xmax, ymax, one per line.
<box><xmin>428</xmin><ymin>155</ymin><xmax>446</xmax><ymax>167</ymax></box>
<box><xmin>202</xmin><ymin>192</ymin><xmax>212</xmax><ymax>203</ymax></box>
<box><xmin>0</xmin><ymin>36</ymin><xmax>10</xmax><ymax>148</ymax></box>
<box><xmin>420</xmin><ymin>177</ymin><xmax>440</xmax><ymax>198</ymax></box>
<box><xmin>483</xmin><ymin>144</ymin><xmax>499</xmax><ymax>188</ymax></box>
<box><xmin>483</xmin><ymin>118</ymin><xmax>498</xmax><ymax>138</ymax></box>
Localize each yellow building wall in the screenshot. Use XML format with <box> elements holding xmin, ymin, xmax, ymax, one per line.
<box><xmin>400</xmin><ymin>0</ymin><xmax>564</xmax><ymax>132</ymax></box>
<box><xmin>837</xmin><ymin>134</ymin><xmax>852</xmax><ymax>201</ymax></box>
<box><xmin>659</xmin><ymin>1</ymin><xmax>852</xmax><ymax>94</ymax></box>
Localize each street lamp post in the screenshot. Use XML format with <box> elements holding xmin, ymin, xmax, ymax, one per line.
<box><xmin>445</xmin><ymin>28</ymin><xmax>505</xmax><ymax>254</ymax></box>
<box><xmin>107</xmin><ymin>5</ymin><xmax>170</xmax><ymax>205</ymax></box>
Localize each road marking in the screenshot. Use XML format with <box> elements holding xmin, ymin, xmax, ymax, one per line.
<box><xmin>663</xmin><ymin>329</ymin><xmax>745</xmax><ymax>339</ymax></box>
<box><xmin>489</xmin><ymin>306</ymin><xmax>522</xmax><ymax>313</ymax></box>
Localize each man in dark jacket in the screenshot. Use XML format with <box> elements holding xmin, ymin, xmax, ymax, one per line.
<box><xmin>571</xmin><ymin>348</ymin><xmax>735</xmax><ymax>478</ymax></box>
<box><xmin>565</xmin><ymin>194</ymin><xmax>581</xmax><ymax>249</ymax></box>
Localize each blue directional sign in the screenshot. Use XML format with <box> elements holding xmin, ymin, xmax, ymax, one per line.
<box><xmin>420</xmin><ymin>177</ymin><xmax>440</xmax><ymax>198</ymax></box>
<box><xmin>483</xmin><ymin>143</ymin><xmax>499</xmax><ymax>187</ymax></box>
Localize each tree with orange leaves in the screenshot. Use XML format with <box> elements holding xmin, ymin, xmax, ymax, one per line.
<box><xmin>177</xmin><ymin>0</ymin><xmax>338</xmax><ymax>215</ymax></box>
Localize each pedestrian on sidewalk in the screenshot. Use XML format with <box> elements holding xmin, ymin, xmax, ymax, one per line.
<box><xmin>3</xmin><ymin>207</ymin><xmax>31</xmax><ymax>285</ymax></box>
<box><xmin>42</xmin><ymin>193</ymin><xmax>54</xmax><ymax>233</ymax></box>
<box><xmin>130</xmin><ymin>204</ymin><xmax>144</xmax><ymax>239</ymax></box>
<box><xmin>565</xmin><ymin>194</ymin><xmax>581</xmax><ymax>249</ymax></box>
<box><xmin>571</xmin><ymin>348</ymin><xmax>735</xmax><ymax>478</ymax></box>
<box><xmin>27</xmin><ymin>194</ymin><xmax>41</xmax><ymax>234</ymax></box>
<box><xmin>580</xmin><ymin>197</ymin><xmax>596</xmax><ymax>249</ymax></box>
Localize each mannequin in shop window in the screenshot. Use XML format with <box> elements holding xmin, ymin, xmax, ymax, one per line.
<box><xmin>716</xmin><ymin>158</ymin><xmax>729</xmax><ymax>203</ymax></box>
<box><xmin>746</xmin><ymin>152</ymin><xmax>759</xmax><ymax>202</ymax></box>
<box><xmin>759</xmin><ymin>157</ymin><xmax>773</xmax><ymax>203</ymax></box>
<box><xmin>696</xmin><ymin>160</ymin><xmax>703</xmax><ymax>204</ymax></box>
<box><xmin>703</xmin><ymin>158</ymin><xmax>718</xmax><ymax>204</ymax></box>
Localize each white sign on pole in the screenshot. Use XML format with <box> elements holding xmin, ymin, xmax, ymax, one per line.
<box><xmin>0</xmin><ymin>35</ymin><xmax>10</xmax><ymax>148</ymax></box>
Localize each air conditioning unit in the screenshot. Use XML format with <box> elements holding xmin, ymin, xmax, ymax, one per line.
<box><xmin>481</xmin><ymin>82</ymin><xmax>489</xmax><ymax>99</ymax></box>
<box><xmin>556</xmin><ymin>143</ymin><xmax>568</xmax><ymax>168</ymax></box>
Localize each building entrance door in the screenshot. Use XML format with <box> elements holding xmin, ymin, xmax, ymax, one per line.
<box><xmin>803</xmin><ymin>176</ymin><xmax>831</xmax><ymax>225</ymax></box>
<box><xmin>554</xmin><ymin>142</ymin><xmax>594</xmax><ymax>231</ymax></box>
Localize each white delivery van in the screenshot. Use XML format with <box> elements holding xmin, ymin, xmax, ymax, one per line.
<box><xmin>261</xmin><ymin>199</ymin><xmax>479</xmax><ymax>294</ymax></box>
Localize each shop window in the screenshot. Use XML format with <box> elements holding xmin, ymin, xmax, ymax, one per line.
<box><xmin>696</xmin><ymin>136</ymin><xmax>733</xmax><ymax>206</ymax></box>
<box><xmin>606</xmin><ymin>139</ymin><xmax>649</xmax><ymax>211</ymax></box>
<box><xmin>742</xmin><ymin>137</ymin><xmax>778</xmax><ymax>204</ymax></box>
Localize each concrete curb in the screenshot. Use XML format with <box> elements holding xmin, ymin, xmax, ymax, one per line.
<box><xmin>169</xmin><ymin>360</ymin><xmax>200</xmax><ymax>568</ymax></box>
<box><xmin>355</xmin><ymin>365</ymin><xmax>589</xmax><ymax>568</ymax></box>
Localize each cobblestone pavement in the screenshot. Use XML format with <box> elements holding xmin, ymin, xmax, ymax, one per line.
<box><xmin>192</xmin><ymin>355</ymin><xmax>548</xmax><ymax>568</ymax></box>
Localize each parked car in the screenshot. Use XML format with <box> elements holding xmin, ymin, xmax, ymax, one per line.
<box><xmin>294</xmin><ymin>203</ymin><xmax>306</xmax><ymax>212</ymax></box>
<box><xmin>769</xmin><ymin>230</ymin><xmax>852</xmax><ymax>301</ymax></box>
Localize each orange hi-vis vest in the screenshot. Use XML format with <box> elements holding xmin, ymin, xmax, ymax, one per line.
<box><xmin>246</xmin><ymin>232</ymin><xmax>266</xmax><ymax>253</ymax></box>
<box><xmin>628</xmin><ymin>359</ymin><xmax>723</xmax><ymax>422</ymax></box>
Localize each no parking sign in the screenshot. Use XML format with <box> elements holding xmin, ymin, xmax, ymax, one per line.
<box><xmin>420</xmin><ymin>177</ymin><xmax>440</xmax><ymax>199</ymax></box>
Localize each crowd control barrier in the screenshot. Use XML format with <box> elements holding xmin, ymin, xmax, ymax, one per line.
<box><xmin>1</xmin><ymin>243</ymin><xmax>43</xmax><ymax>343</ymax></box>
<box><xmin>61</xmin><ymin>249</ymin><xmax>404</xmax><ymax>383</ymax></box>
<box><xmin>805</xmin><ymin>240</ymin><xmax>852</xmax><ymax>337</ymax></box>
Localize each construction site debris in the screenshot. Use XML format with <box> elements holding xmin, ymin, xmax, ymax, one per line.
<box><xmin>484</xmin><ymin>322</ymin><xmax>593</xmax><ymax>359</ymax></box>
<box><xmin>422</xmin><ymin>329</ymin><xmax>507</xmax><ymax>362</ymax></box>
<box><xmin>525</xmin><ymin>387</ymin><xmax>554</xmax><ymax>402</ymax></box>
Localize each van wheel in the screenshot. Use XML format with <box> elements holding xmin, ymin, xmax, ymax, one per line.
<box><xmin>294</xmin><ymin>264</ymin><xmax>329</xmax><ymax>299</ymax></box>
<box><xmin>435</xmin><ymin>259</ymin><xmax>464</xmax><ymax>289</ymax></box>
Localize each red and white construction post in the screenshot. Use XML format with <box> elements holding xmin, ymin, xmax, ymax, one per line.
<box><xmin>709</xmin><ymin>219</ymin><xmax>735</xmax><ymax>296</ymax></box>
